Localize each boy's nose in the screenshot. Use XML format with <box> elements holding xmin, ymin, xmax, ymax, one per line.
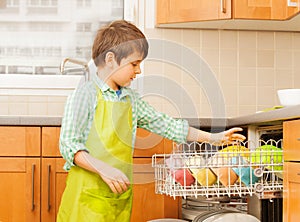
<box><xmin>135</xmin><ymin>67</ymin><xmax>141</xmax><ymax>74</ymax></box>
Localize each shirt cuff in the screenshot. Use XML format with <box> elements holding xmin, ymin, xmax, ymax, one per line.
<box><xmin>180</xmin><ymin>119</ymin><xmax>190</xmax><ymax>143</ymax></box>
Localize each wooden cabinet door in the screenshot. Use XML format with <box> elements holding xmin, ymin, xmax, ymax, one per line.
<box><xmin>283</xmin><ymin>162</ymin><xmax>300</xmax><ymax>222</ymax></box>
<box><xmin>0</xmin><ymin>158</ymin><xmax>40</xmax><ymax>222</ymax></box>
<box><xmin>42</xmin><ymin>127</ymin><xmax>61</xmax><ymax>157</ymax></box>
<box><xmin>286</xmin><ymin>0</ymin><xmax>300</xmax><ymax>18</ymax></box>
<box><xmin>233</xmin><ymin>0</ymin><xmax>300</xmax><ymax>20</ymax></box>
<box><xmin>157</xmin><ymin>0</ymin><xmax>231</xmax><ymax>24</ymax></box>
<box><xmin>134</xmin><ymin>128</ymin><xmax>166</xmax><ymax>157</ymax></box>
<box><xmin>131</xmin><ymin>158</ymin><xmax>180</xmax><ymax>222</ymax></box>
<box><xmin>41</xmin><ymin>158</ymin><xmax>67</xmax><ymax>222</ymax></box>
<box><xmin>283</xmin><ymin>119</ymin><xmax>300</xmax><ymax>161</ymax></box>
<box><xmin>0</xmin><ymin>126</ymin><xmax>40</xmax><ymax>156</ymax></box>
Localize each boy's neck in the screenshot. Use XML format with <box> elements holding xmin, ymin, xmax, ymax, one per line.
<box><xmin>96</xmin><ymin>68</ymin><xmax>119</xmax><ymax>91</ymax></box>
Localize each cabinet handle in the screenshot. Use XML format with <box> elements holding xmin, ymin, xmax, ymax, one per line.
<box><xmin>47</xmin><ymin>165</ymin><xmax>51</xmax><ymax>211</ymax></box>
<box><xmin>221</xmin><ymin>0</ymin><xmax>226</xmax><ymax>13</ymax></box>
<box><xmin>287</xmin><ymin>0</ymin><xmax>298</xmax><ymax>7</ymax></box>
<box><xmin>31</xmin><ymin>164</ymin><xmax>35</xmax><ymax>211</ymax></box>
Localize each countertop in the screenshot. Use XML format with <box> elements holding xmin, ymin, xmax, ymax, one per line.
<box><xmin>0</xmin><ymin>105</ymin><xmax>299</xmax><ymax>127</ymax></box>
<box><xmin>188</xmin><ymin>104</ymin><xmax>300</xmax><ymax>128</ymax></box>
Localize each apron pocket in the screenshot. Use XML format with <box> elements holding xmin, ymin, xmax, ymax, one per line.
<box><xmin>79</xmin><ymin>188</ymin><xmax>132</xmax><ymax>221</ymax></box>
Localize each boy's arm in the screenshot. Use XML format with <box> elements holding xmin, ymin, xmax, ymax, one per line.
<box><xmin>134</xmin><ymin>93</ymin><xmax>245</xmax><ymax>144</ymax></box>
<box><xmin>59</xmin><ymin>88</ymin><xmax>91</xmax><ymax>170</ymax></box>
<box><xmin>187</xmin><ymin>127</ymin><xmax>246</xmax><ymax>144</ymax></box>
<box><xmin>74</xmin><ymin>151</ymin><xmax>130</xmax><ymax>194</ymax></box>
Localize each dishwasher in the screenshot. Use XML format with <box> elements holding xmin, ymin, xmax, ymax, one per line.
<box><xmin>152</xmin><ymin>125</ymin><xmax>283</xmax><ymax>222</ymax></box>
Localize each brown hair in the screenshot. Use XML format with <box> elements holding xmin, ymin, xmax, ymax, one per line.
<box><xmin>92</xmin><ymin>20</ymin><xmax>149</xmax><ymax>67</ymax></box>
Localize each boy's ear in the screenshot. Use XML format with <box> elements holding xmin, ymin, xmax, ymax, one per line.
<box><xmin>105</xmin><ymin>51</ymin><xmax>116</xmax><ymax>67</ymax></box>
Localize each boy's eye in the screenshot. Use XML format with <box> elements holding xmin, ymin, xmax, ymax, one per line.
<box><xmin>132</xmin><ymin>63</ymin><xmax>138</xmax><ymax>66</ymax></box>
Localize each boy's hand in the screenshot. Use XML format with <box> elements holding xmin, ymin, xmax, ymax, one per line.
<box><xmin>75</xmin><ymin>151</ymin><xmax>130</xmax><ymax>194</ymax></box>
<box><xmin>210</xmin><ymin>127</ymin><xmax>246</xmax><ymax>145</ymax></box>
<box><xmin>98</xmin><ymin>163</ymin><xmax>130</xmax><ymax>194</ymax></box>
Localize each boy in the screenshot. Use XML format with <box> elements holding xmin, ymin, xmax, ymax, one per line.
<box><xmin>57</xmin><ymin>20</ymin><xmax>245</xmax><ymax>221</ymax></box>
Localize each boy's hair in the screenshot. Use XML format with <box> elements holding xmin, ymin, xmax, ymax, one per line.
<box><xmin>92</xmin><ymin>20</ymin><xmax>149</xmax><ymax>67</ymax></box>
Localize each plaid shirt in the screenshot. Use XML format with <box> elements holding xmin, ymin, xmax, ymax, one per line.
<box><xmin>59</xmin><ymin>76</ymin><xmax>189</xmax><ymax>170</ymax></box>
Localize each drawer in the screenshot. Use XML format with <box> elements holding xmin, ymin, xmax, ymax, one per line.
<box><xmin>0</xmin><ymin>126</ymin><xmax>40</xmax><ymax>156</ymax></box>
<box><xmin>284</xmin><ymin>162</ymin><xmax>300</xmax><ymax>183</ymax></box>
<box><xmin>42</xmin><ymin>127</ymin><xmax>61</xmax><ymax>157</ymax></box>
<box><xmin>283</xmin><ymin>119</ymin><xmax>300</xmax><ymax>161</ymax></box>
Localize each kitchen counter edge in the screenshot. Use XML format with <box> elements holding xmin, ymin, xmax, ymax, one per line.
<box><xmin>0</xmin><ymin>105</ymin><xmax>299</xmax><ymax>127</ymax></box>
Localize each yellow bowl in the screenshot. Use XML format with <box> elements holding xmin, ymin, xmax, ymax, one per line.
<box><xmin>190</xmin><ymin>168</ymin><xmax>217</xmax><ymax>186</ymax></box>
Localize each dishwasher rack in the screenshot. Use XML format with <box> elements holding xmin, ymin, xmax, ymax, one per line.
<box><xmin>152</xmin><ymin>140</ymin><xmax>283</xmax><ymax>199</ymax></box>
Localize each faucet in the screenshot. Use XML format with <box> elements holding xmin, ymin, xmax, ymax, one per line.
<box><xmin>60</xmin><ymin>58</ymin><xmax>90</xmax><ymax>81</ymax></box>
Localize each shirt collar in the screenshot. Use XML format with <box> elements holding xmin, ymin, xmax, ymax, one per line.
<box><xmin>92</xmin><ymin>74</ymin><xmax>131</xmax><ymax>98</ymax></box>
<box><xmin>92</xmin><ymin>74</ymin><xmax>110</xmax><ymax>92</ymax></box>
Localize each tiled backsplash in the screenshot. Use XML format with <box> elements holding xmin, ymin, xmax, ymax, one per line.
<box><xmin>0</xmin><ymin>74</ymin><xmax>82</xmax><ymax>116</ymax></box>
<box><xmin>142</xmin><ymin>28</ymin><xmax>300</xmax><ymax>118</ymax></box>
<box><xmin>0</xmin><ymin>95</ymin><xmax>67</xmax><ymax>116</ymax></box>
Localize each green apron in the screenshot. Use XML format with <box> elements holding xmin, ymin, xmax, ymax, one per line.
<box><xmin>57</xmin><ymin>88</ymin><xmax>133</xmax><ymax>222</ymax></box>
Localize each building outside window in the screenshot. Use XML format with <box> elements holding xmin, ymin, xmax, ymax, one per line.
<box><xmin>76</xmin><ymin>0</ymin><xmax>91</xmax><ymax>8</ymax></box>
<box><xmin>0</xmin><ymin>0</ymin><xmax>124</xmax><ymax>75</ymax></box>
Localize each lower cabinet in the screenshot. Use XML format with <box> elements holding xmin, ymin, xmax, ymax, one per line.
<box><xmin>0</xmin><ymin>157</ymin><xmax>41</xmax><ymax>221</ymax></box>
<box><xmin>0</xmin><ymin>126</ymin><xmax>67</xmax><ymax>222</ymax></box>
<box><xmin>131</xmin><ymin>158</ymin><xmax>180</xmax><ymax>222</ymax></box>
<box><xmin>0</xmin><ymin>157</ymin><xmax>67</xmax><ymax>222</ymax></box>
<box><xmin>283</xmin><ymin>119</ymin><xmax>300</xmax><ymax>222</ymax></box>
<box><xmin>41</xmin><ymin>158</ymin><xmax>68</xmax><ymax>222</ymax></box>
<box><xmin>131</xmin><ymin>128</ymin><xmax>180</xmax><ymax>222</ymax></box>
<box><xmin>283</xmin><ymin>162</ymin><xmax>300</xmax><ymax>222</ymax></box>
<box><xmin>0</xmin><ymin>126</ymin><xmax>179</xmax><ymax>221</ymax></box>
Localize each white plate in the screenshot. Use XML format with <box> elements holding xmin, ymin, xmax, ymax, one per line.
<box><xmin>202</xmin><ymin>213</ymin><xmax>259</xmax><ymax>222</ymax></box>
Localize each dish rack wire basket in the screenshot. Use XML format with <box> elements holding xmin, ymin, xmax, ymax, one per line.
<box><xmin>152</xmin><ymin>139</ymin><xmax>283</xmax><ymax>200</ymax></box>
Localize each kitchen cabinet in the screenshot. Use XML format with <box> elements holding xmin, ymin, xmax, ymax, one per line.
<box><xmin>0</xmin><ymin>157</ymin><xmax>41</xmax><ymax>221</ymax></box>
<box><xmin>156</xmin><ymin>0</ymin><xmax>231</xmax><ymax>24</ymax></box>
<box><xmin>283</xmin><ymin>119</ymin><xmax>300</xmax><ymax>161</ymax></box>
<box><xmin>156</xmin><ymin>0</ymin><xmax>300</xmax><ymax>31</ymax></box>
<box><xmin>0</xmin><ymin>127</ymin><xmax>41</xmax><ymax>222</ymax></box>
<box><xmin>0</xmin><ymin>126</ymin><xmax>40</xmax><ymax>156</ymax></box>
<box><xmin>0</xmin><ymin>126</ymin><xmax>179</xmax><ymax>221</ymax></box>
<box><xmin>234</xmin><ymin>0</ymin><xmax>300</xmax><ymax>20</ymax></box>
<box><xmin>283</xmin><ymin>162</ymin><xmax>300</xmax><ymax>222</ymax></box>
<box><xmin>131</xmin><ymin>128</ymin><xmax>180</xmax><ymax>222</ymax></box>
<box><xmin>41</xmin><ymin>127</ymin><xmax>67</xmax><ymax>222</ymax></box>
<box><xmin>0</xmin><ymin>126</ymin><xmax>67</xmax><ymax>222</ymax></box>
<box><xmin>283</xmin><ymin>119</ymin><xmax>300</xmax><ymax>222</ymax></box>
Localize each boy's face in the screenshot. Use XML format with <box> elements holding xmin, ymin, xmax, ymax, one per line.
<box><xmin>108</xmin><ymin>51</ymin><xmax>143</xmax><ymax>90</ymax></box>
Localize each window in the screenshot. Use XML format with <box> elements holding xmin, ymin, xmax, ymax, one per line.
<box><xmin>7</xmin><ymin>0</ymin><xmax>20</xmax><ymax>7</ymax></box>
<box><xmin>76</xmin><ymin>23</ymin><xmax>92</xmax><ymax>32</ymax></box>
<box><xmin>77</xmin><ymin>0</ymin><xmax>91</xmax><ymax>8</ymax></box>
<box><xmin>0</xmin><ymin>0</ymin><xmax>124</xmax><ymax>75</ymax></box>
<box><xmin>27</xmin><ymin>0</ymin><xmax>57</xmax><ymax>7</ymax></box>
<box><xmin>76</xmin><ymin>47</ymin><xmax>90</xmax><ymax>58</ymax></box>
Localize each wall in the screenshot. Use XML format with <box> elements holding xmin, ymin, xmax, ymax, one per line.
<box><xmin>0</xmin><ymin>94</ymin><xmax>67</xmax><ymax>116</ymax></box>
<box><xmin>139</xmin><ymin>1</ymin><xmax>300</xmax><ymax>118</ymax></box>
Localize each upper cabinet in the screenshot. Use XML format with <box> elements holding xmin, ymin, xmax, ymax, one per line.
<box><xmin>156</xmin><ymin>0</ymin><xmax>300</xmax><ymax>31</ymax></box>
<box><xmin>157</xmin><ymin>0</ymin><xmax>231</xmax><ymax>23</ymax></box>
<box><xmin>234</xmin><ymin>0</ymin><xmax>300</xmax><ymax>20</ymax></box>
